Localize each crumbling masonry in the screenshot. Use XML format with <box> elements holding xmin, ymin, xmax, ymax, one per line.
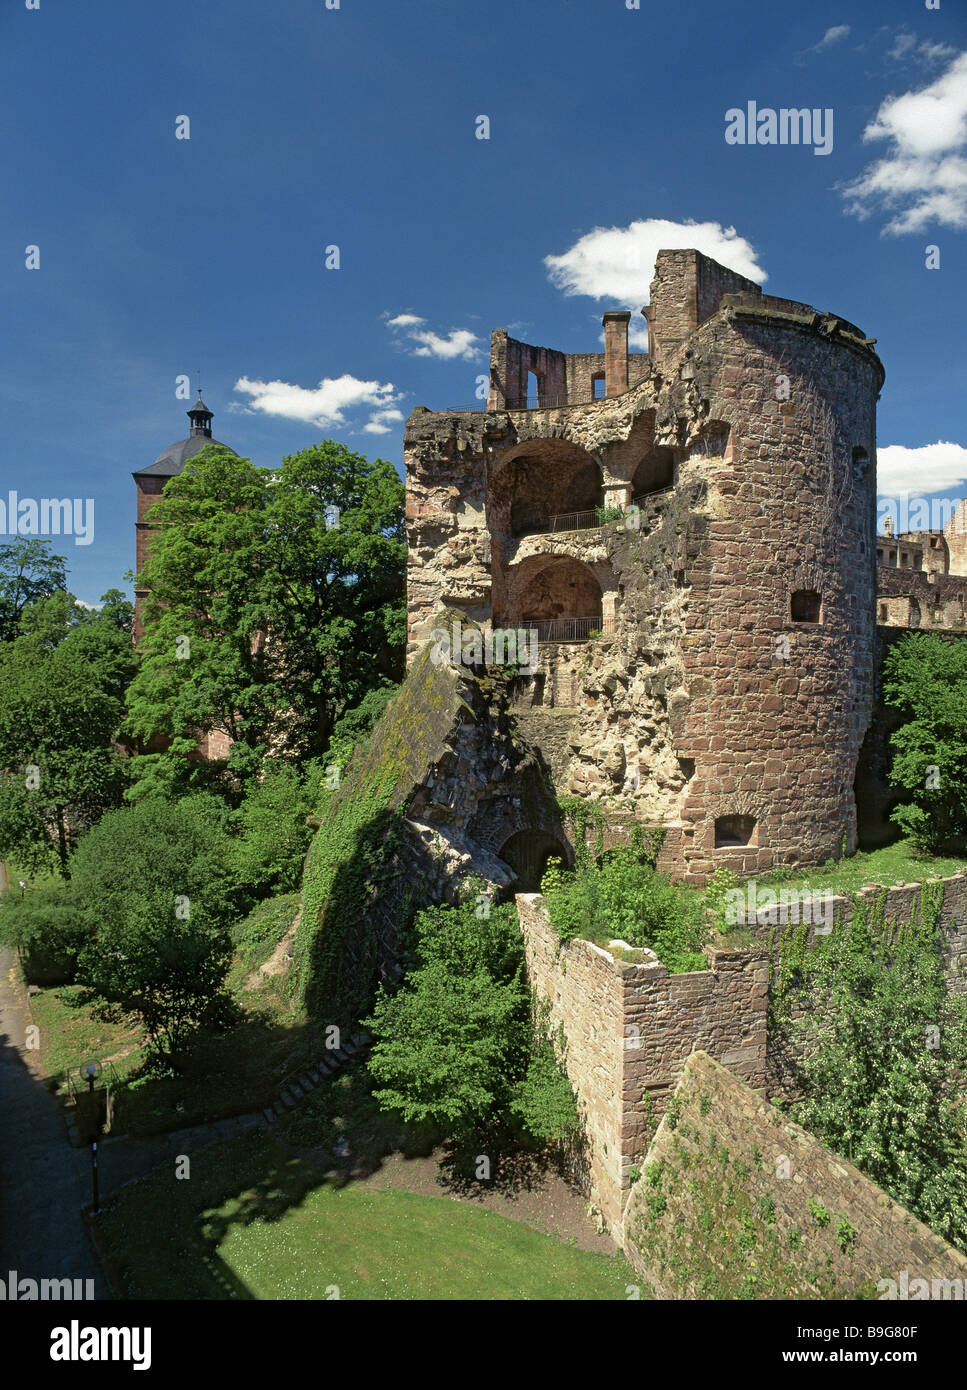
<box><xmin>405</xmin><ymin>249</ymin><xmax>884</xmax><ymax>882</ymax></box>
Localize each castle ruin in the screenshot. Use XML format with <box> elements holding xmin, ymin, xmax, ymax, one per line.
<box><xmin>405</xmin><ymin>249</ymin><xmax>884</xmax><ymax>883</ymax></box>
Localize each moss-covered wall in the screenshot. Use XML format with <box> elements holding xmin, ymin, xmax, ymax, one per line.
<box><xmin>623</xmin><ymin>1052</ymin><xmax>967</xmax><ymax>1299</ymax></box>
<box><xmin>293</xmin><ymin>632</ymin><xmax>570</xmax><ymax>1025</ymax></box>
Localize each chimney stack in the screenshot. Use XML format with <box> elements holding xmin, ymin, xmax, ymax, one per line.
<box><xmin>602</xmin><ymin>311</ymin><xmax>631</xmax><ymax>396</ymax></box>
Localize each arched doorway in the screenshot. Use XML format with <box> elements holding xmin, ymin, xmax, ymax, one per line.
<box><xmin>630</xmin><ymin>446</ymin><xmax>675</xmax><ymax>500</ymax></box>
<box><xmin>498</xmin><ymin>829</ymin><xmax>571</xmax><ymax>891</ymax></box>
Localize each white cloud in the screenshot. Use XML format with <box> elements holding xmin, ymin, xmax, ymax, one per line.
<box><xmin>544</xmin><ymin>219</ymin><xmax>768</xmax><ymax>306</ymax></box>
<box><xmin>888</xmin><ymin>31</ymin><xmax>955</xmax><ymax>66</ymax></box>
<box><xmin>815</xmin><ymin>24</ymin><xmax>850</xmax><ymax>52</ymax></box>
<box><xmin>877</xmin><ymin>441</ymin><xmax>967</xmax><ymax>496</ymax></box>
<box><xmin>842</xmin><ymin>51</ymin><xmax>967</xmax><ymax>233</ymax></box>
<box><xmin>363</xmin><ymin>408</ymin><xmax>406</xmax><ymax>435</ymax></box>
<box><xmin>387</xmin><ymin>314</ymin><xmax>482</xmax><ymax>360</ymax></box>
<box><xmin>233</xmin><ymin>374</ymin><xmax>403</xmax><ymax>432</ymax></box>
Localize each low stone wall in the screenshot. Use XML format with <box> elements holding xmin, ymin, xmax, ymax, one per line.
<box><xmin>623</xmin><ymin>1052</ymin><xmax>967</xmax><ymax>1299</ymax></box>
<box><xmin>518</xmin><ymin>893</ymin><xmax>768</xmax><ymax>1230</ymax></box>
<box><xmin>728</xmin><ymin>869</ymin><xmax>967</xmax><ymax>992</ymax></box>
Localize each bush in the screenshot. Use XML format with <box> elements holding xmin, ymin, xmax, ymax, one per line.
<box><xmin>787</xmin><ymin>887</ymin><xmax>967</xmax><ymax>1251</ymax></box>
<box><xmin>541</xmin><ymin>844</ymin><xmax>707</xmax><ymax>971</ymax></box>
<box><xmin>69</xmin><ymin>795</ymin><xmax>237</xmax><ymax>1059</ymax></box>
<box><xmin>231</xmin><ymin>763</ymin><xmax>321</xmax><ymax>902</ymax></box>
<box><xmin>0</xmin><ymin>882</ymin><xmax>90</xmax><ymax>983</ymax></box>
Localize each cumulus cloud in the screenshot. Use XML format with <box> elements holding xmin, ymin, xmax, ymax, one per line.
<box><xmin>387</xmin><ymin>313</ymin><xmax>482</xmax><ymax>360</ymax></box>
<box><xmin>544</xmin><ymin>219</ymin><xmax>767</xmax><ymax>306</ymax></box>
<box><xmin>234</xmin><ymin>373</ymin><xmax>404</xmax><ymax>435</ymax></box>
<box><xmin>842</xmin><ymin>51</ymin><xmax>967</xmax><ymax>233</ymax></box>
<box><xmin>877</xmin><ymin>441</ymin><xmax>967</xmax><ymax>496</ymax></box>
<box><xmin>363</xmin><ymin>408</ymin><xmax>406</xmax><ymax>435</ymax></box>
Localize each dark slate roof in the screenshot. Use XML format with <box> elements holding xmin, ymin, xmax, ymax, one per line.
<box><xmin>133</xmin><ymin>434</ymin><xmax>237</xmax><ymax>479</ymax></box>
<box><xmin>188</xmin><ymin>397</ymin><xmax>212</xmax><ymax>414</ymax></box>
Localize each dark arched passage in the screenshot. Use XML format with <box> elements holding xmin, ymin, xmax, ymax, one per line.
<box><xmin>498</xmin><ymin>829</ymin><xmax>571</xmax><ymax>892</ymax></box>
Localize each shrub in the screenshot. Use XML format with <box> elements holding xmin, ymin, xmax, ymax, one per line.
<box><xmin>0</xmin><ymin>882</ymin><xmax>90</xmax><ymax>984</ymax></box>
<box><xmin>541</xmin><ymin>843</ymin><xmax>707</xmax><ymax>971</ymax></box>
<box><xmin>365</xmin><ymin>895</ymin><xmax>579</xmax><ymax>1144</ymax></box>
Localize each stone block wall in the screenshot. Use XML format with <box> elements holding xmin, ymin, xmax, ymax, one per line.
<box><xmin>623</xmin><ymin>1052</ymin><xmax>967</xmax><ymax>1299</ymax></box>
<box><xmin>518</xmin><ymin>892</ymin><xmax>768</xmax><ymax>1230</ymax></box>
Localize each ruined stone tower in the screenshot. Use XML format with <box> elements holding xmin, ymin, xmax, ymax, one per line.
<box><xmin>404</xmin><ymin>250</ymin><xmax>884</xmax><ymax>882</ymax></box>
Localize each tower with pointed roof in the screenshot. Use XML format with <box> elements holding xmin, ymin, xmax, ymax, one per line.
<box><xmin>132</xmin><ymin>392</ymin><xmax>236</xmax><ymax>639</ymax></box>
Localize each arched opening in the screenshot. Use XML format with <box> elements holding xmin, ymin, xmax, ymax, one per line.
<box><xmin>714</xmin><ymin>814</ymin><xmax>756</xmax><ymax>848</ymax></box>
<box><xmin>791</xmin><ymin>589</ymin><xmax>822</xmax><ymax>623</ymax></box>
<box><xmin>515</xmin><ymin>555</ymin><xmax>604</xmax><ymax>642</ymax></box>
<box><xmin>499</xmin><ymin>439</ymin><xmax>604</xmax><ymax>538</ymax></box>
<box><xmin>630</xmin><ymin>446</ymin><xmax>676</xmax><ymax>501</ymax></box>
<box><xmin>498</xmin><ymin>829</ymin><xmax>571</xmax><ymax>892</ymax></box>
<box><xmin>526</xmin><ymin>370</ymin><xmax>543</xmax><ymax>408</ymax></box>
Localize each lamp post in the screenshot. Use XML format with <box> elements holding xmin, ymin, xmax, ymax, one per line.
<box><xmin>80</xmin><ymin>1060</ymin><xmax>102</xmax><ymax>1213</ymax></box>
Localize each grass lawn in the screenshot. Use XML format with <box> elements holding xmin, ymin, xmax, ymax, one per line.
<box><xmin>28</xmin><ymin>984</ymin><xmax>142</xmax><ymax>1092</ymax></box>
<box><xmin>94</xmin><ymin>1133</ymin><xmax>633</xmax><ymax>1301</ymax></box>
<box><xmin>753</xmin><ymin>838</ymin><xmax>967</xmax><ymax>897</ymax></box>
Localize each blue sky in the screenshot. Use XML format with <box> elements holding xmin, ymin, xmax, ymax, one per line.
<box><xmin>2</xmin><ymin>0</ymin><xmax>965</xmax><ymax>604</ymax></box>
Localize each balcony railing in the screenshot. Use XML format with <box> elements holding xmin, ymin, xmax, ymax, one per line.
<box><xmin>524</xmin><ymin>615</ymin><xmax>614</xmax><ymax>643</ymax></box>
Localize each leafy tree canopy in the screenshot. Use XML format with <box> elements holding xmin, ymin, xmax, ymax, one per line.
<box><xmin>124</xmin><ymin>442</ymin><xmax>405</xmax><ymax>799</ymax></box>
<box><xmin>0</xmin><ymin>591</ymin><xmax>137</xmax><ymax>874</ymax></box>
<box><xmin>786</xmin><ymin>891</ymin><xmax>967</xmax><ymax>1252</ymax></box>
<box><xmin>0</xmin><ymin>539</ymin><xmax>68</xmax><ymax>643</ymax></box>
<box><xmin>883</xmin><ymin>632</ymin><xmax>967</xmax><ymax>852</ymax></box>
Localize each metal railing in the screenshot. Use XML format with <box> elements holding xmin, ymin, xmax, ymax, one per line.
<box><xmin>525</xmin><ymin>615</ymin><xmax>614</xmax><ymax>643</ymax></box>
<box><xmin>438</xmin><ymin>393</ymin><xmax>606</xmax><ymax>414</ymax></box>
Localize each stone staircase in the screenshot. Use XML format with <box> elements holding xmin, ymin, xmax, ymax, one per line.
<box><xmin>261</xmin><ymin>1028</ymin><xmax>370</xmax><ymax>1124</ymax></box>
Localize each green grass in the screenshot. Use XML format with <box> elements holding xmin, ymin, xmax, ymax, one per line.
<box><xmin>28</xmin><ymin>984</ymin><xmax>142</xmax><ymax>1092</ymax></box>
<box><xmin>753</xmin><ymin>839</ymin><xmax>967</xmax><ymax>898</ymax></box>
<box><xmin>94</xmin><ymin>1133</ymin><xmax>633</xmax><ymax>1301</ymax></box>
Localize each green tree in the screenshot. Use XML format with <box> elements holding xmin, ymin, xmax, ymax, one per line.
<box><xmin>0</xmin><ymin>593</ymin><xmax>136</xmax><ymax>873</ymax></box>
<box><xmin>124</xmin><ymin>442</ymin><xmax>405</xmax><ymax>798</ymax></box>
<box><xmin>787</xmin><ymin>893</ymin><xmax>967</xmax><ymax>1251</ymax></box>
<box><xmin>72</xmin><ymin>795</ymin><xmax>236</xmax><ymax>1057</ymax></box>
<box><xmin>882</xmin><ymin>631</ymin><xmax>967</xmax><ymax>851</ymax></box>
<box><xmin>365</xmin><ymin>897</ymin><xmax>579</xmax><ymax>1143</ymax></box>
<box><xmin>231</xmin><ymin>760</ymin><xmax>323</xmax><ymax>901</ymax></box>
<box><xmin>0</xmin><ymin>539</ymin><xmax>68</xmax><ymax>643</ymax></box>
